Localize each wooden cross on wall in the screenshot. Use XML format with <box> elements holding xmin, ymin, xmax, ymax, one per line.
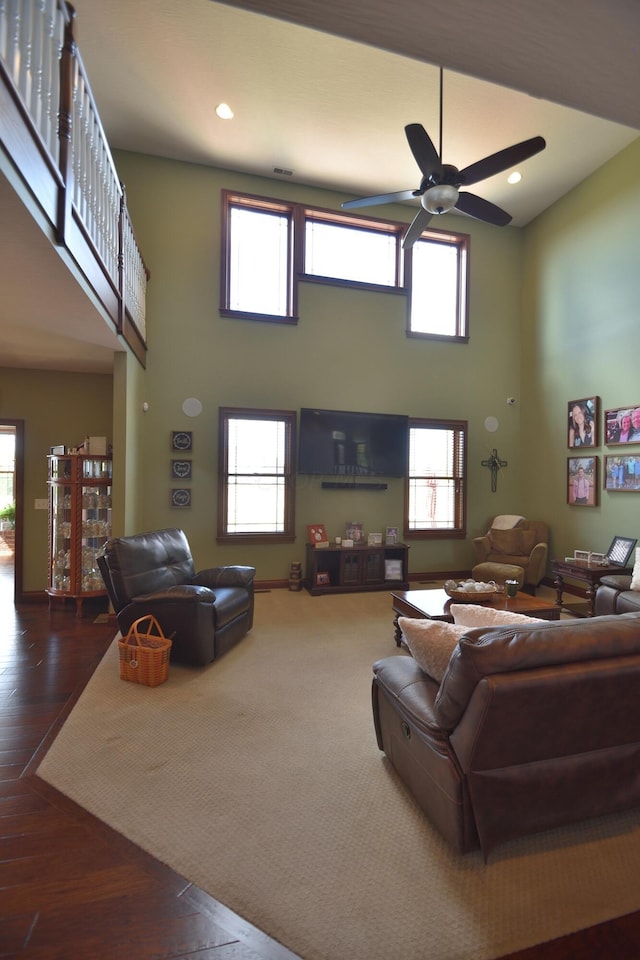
<box><xmin>481</xmin><ymin>448</ymin><xmax>508</xmax><ymax>492</ymax></box>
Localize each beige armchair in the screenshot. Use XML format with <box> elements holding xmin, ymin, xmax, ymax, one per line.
<box><xmin>472</xmin><ymin>517</ymin><xmax>549</xmax><ymax>594</ymax></box>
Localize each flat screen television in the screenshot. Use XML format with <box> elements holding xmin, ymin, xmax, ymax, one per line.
<box><xmin>298</xmin><ymin>408</ymin><xmax>409</xmax><ymax>478</ymax></box>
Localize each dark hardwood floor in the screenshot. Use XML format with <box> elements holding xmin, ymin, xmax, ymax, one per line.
<box><xmin>3</xmin><ymin>554</ymin><xmax>640</xmax><ymax>959</ymax></box>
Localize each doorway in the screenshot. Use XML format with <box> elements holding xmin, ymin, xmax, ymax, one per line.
<box><xmin>0</xmin><ymin>421</ymin><xmax>24</xmax><ymax>605</ymax></box>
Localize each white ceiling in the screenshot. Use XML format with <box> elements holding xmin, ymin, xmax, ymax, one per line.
<box><xmin>1</xmin><ymin>0</ymin><xmax>638</xmax><ymax>373</ymax></box>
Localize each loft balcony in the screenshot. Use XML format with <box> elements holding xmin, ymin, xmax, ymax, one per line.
<box><xmin>0</xmin><ymin>0</ymin><xmax>148</xmax><ymax>369</ymax></box>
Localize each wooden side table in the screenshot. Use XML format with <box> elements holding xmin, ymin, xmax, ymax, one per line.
<box><xmin>552</xmin><ymin>558</ymin><xmax>632</xmax><ymax>617</ymax></box>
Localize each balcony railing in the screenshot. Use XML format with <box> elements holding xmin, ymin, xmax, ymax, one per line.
<box><xmin>0</xmin><ymin>0</ymin><xmax>148</xmax><ymax>364</ymax></box>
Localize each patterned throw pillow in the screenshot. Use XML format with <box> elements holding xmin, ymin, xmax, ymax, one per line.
<box><xmin>397</xmin><ymin>617</ymin><xmax>468</xmax><ymax>681</ymax></box>
<box><xmin>449</xmin><ymin>604</ymin><xmax>545</xmax><ymax>627</ymax></box>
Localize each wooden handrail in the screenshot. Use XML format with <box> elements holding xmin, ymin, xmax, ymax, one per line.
<box><xmin>0</xmin><ymin>0</ymin><xmax>148</xmax><ymax>365</ymax></box>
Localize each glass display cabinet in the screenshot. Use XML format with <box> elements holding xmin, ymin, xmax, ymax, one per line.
<box><xmin>47</xmin><ymin>454</ymin><xmax>112</xmax><ymax>615</ymax></box>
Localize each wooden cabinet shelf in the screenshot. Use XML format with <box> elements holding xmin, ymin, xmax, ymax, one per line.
<box><xmin>305</xmin><ymin>542</ymin><xmax>409</xmax><ymax>596</ymax></box>
<box><xmin>47</xmin><ymin>454</ymin><xmax>112</xmax><ymax>616</ymax></box>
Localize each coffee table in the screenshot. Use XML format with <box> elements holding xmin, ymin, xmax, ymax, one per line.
<box><xmin>391</xmin><ymin>588</ymin><xmax>560</xmax><ymax>646</ymax></box>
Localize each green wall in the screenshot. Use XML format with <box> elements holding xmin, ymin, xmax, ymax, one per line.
<box><xmin>114</xmin><ymin>152</ymin><xmax>526</xmax><ymax>579</ymax></box>
<box><xmin>521</xmin><ymin>137</ymin><xmax>640</xmax><ymax>562</ymax></box>
<box><xmin>0</xmin><ymin>368</ymin><xmax>113</xmax><ymax>591</ymax></box>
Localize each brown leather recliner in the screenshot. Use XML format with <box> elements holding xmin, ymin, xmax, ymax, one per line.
<box><xmin>97</xmin><ymin>528</ymin><xmax>255</xmax><ymax>666</ymax></box>
<box><xmin>372</xmin><ymin>612</ymin><xmax>640</xmax><ymax>856</ymax></box>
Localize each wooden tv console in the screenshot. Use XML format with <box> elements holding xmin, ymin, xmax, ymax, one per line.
<box><xmin>305</xmin><ymin>542</ymin><xmax>409</xmax><ymax>596</ymax></box>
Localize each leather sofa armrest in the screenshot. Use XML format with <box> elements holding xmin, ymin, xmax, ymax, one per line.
<box><xmin>599</xmin><ymin>574</ymin><xmax>633</xmax><ymax>591</ymax></box>
<box><xmin>194</xmin><ymin>565</ymin><xmax>255</xmax><ymax>589</ymax></box>
<box><xmin>472</xmin><ymin>536</ymin><xmax>491</xmax><ymax>563</ymax></box>
<box><xmin>134</xmin><ymin>584</ymin><xmax>216</xmax><ymax>603</ymax></box>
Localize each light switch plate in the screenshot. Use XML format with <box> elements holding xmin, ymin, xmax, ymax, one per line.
<box><xmin>34</xmin><ymin>498</ymin><xmax>48</xmax><ymax>510</ymax></box>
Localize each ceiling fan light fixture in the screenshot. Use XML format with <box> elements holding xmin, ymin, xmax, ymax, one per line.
<box><xmin>422</xmin><ymin>184</ymin><xmax>459</xmax><ymax>215</ymax></box>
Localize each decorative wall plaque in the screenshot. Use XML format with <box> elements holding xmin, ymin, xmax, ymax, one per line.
<box><xmin>171</xmin><ymin>488</ymin><xmax>191</xmax><ymax>508</ymax></box>
<box><xmin>171</xmin><ymin>431</ymin><xmax>193</xmax><ymax>451</ymax></box>
<box><xmin>171</xmin><ymin>459</ymin><xmax>192</xmax><ymax>480</ymax></box>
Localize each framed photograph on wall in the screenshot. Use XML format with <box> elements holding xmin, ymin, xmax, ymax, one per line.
<box><xmin>604</xmin><ymin>455</ymin><xmax>640</xmax><ymax>492</ymax></box>
<box><xmin>567</xmin><ymin>397</ymin><xmax>599</xmax><ymax>449</ymax></box>
<box><xmin>604</xmin><ymin>406</ymin><xmax>640</xmax><ymax>444</ymax></box>
<box><xmin>171</xmin><ymin>459</ymin><xmax>192</xmax><ymax>480</ymax></box>
<box><xmin>567</xmin><ymin>456</ymin><xmax>598</xmax><ymax>506</ymax></box>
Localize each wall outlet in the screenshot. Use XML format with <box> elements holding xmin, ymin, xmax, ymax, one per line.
<box><xmin>34</xmin><ymin>498</ymin><xmax>48</xmax><ymax>510</ymax></box>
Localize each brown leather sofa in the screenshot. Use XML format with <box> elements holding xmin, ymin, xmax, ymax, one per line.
<box><xmin>595</xmin><ymin>574</ymin><xmax>640</xmax><ymax>616</ymax></box>
<box><xmin>98</xmin><ymin>528</ymin><xmax>255</xmax><ymax>666</ymax></box>
<box><xmin>372</xmin><ymin>612</ymin><xmax>640</xmax><ymax>856</ymax></box>
<box><xmin>472</xmin><ymin>518</ymin><xmax>549</xmax><ymax>593</ymax></box>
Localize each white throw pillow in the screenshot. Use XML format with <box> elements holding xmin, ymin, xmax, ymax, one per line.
<box><xmin>398</xmin><ymin>617</ymin><xmax>467</xmax><ymax>681</ymax></box>
<box><xmin>449</xmin><ymin>604</ymin><xmax>545</xmax><ymax>627</ymax></box>
<box><xmin>631</xmin><ymin>548</ymin><xmax>640</xmax><ymax>590</ymax></box>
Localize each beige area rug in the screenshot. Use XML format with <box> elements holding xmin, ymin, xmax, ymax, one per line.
<box><xmin>37</xmin><ymin>589</ymin><xmax>640</xmax><ymax>960</ymax></box>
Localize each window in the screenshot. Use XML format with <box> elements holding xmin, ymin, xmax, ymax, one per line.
<box><xmin>221</xmin><ymin>192</ymin><xmax>296</xmax><ymax>323</ymax></box>
<box><xmin>407</xmin><ymin>231</ymin><xmax>469</xmax><ymax>339</ymax></box>
<box><xmin>304</xmin><ymin>212</ymin><xmax>401</xmax><ymax>287</ymax></box>
<box><xmin>218</xmin><ymin>408</ymin><xmax>296</xmax><ymax>543</ymax></box>
<box><xmin>405</xmin><ymin>419</ymin><xmax>466</xmax><ymax>538</ymax></box>
<box><xmin>221</xmin><ymin>190</ymin><xmax>468</xmax><ymax>341</ymax></box>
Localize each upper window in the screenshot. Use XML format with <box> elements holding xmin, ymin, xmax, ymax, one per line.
<box><xmin>405</xmin><ymin>419</ymin><xmax>467</xmax><ymax>538</ymax></box>
<box><xmin>408</xmin><ymin>231</ymin><xmax>469</xmax><ymax>339</ymax></box>
<box><xmin>221</xmin><ymin>193</ymin><xmax>296</xmax><ymax>323</ymax></box>
<box><xmin>304</xmin><ymin>212</ymin><xmax>401</xmax><ymax>288</ymax></box>
<box><xmin>221</xmin><ymin>190</ymin><xmax>468</xmax><ymax>340</ymax></box>
<box><xmin>218</xmin><ymin>407</ymin><xmax>296</xmax><ymax>543</ymax></box>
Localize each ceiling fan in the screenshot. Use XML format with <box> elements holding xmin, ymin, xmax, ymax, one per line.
<box><xmin>342</xmin><ymin>68</ymin><xmax>546</xmax><ymax>249</ymax></box>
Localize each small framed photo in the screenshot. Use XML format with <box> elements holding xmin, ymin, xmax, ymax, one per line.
<box><xmin>605</xmin><ymin>406</ymin><xmax>640</xmax><ymax>444</ymax></box>
<box><xmin>171</xmin><ymin>430</ymin><xmax>193</xmax><ymax>451</ymax></box>
<box><xmin>384</xmin><ymin>559</ymin><xmax>404</xmax><ymax>581</ymax></box>
<box><xmin>171</xmin><ymin>488</ymin><xmax>191</xmax><ymax>508</ymax></box>
<box><xmin>385</xmin><ymin>526</ymin><xmax>399</xmax><ymax>544</ymax></box>
<box><xmin>567</xmin><ymin>397</ymin><xmax>599</xmax><ymax>449</ymax></box>
<box><xmin>605</xmin><ymin>536</ymin><xmax>637</xmax><ymax>567</ymax></box>
<box><xmin>171</xmin><ymin>459</ymin><xmax>192</xmax><ymax>480</ymax></box>
<box><xmin>567</xmin><ymin>456</ymin><xmax>598</xmax><ymax>506</ymax></box>
<box><xmin>346</xmin><ymin>521</ymin><xmax>364</xmax><ymax>543</ymax></box>
<box><xmin>604</xmin><ymin>455</ymin><xmax>640</xmax><ymax>492</ymax></box>
<box><xmin>307</xmin><ymin>524</ymin><xmax>328</xmax><ymax>545</ymax></box>
<box><xmin>315</xmin><ymin>571</ymin><xmax>330</xmax><ymax>586</ymax></box>
<box><xmin>368</xmin><ymin>532</ymin><xmax>383</xmax><ymax>546</ymax></box>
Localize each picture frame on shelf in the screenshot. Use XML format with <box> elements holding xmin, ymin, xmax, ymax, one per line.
<box><xmin>367</xmin><ymin>532</ymin><xmax>383</xmax><ymax>546</ymax></box>
<box><xmin>605</xmin><ymin>535</ymin><xmax>637</xmax><ymax>567</ymax></box>
<box><xmin>307</xmin><ymin>524</ymin><xmax>328</xmax><ymax>545</ymax></box>
<box><xmin>604</xmin><ymin>406</ymin><xmax>640</xmax><ymax>444</ymax></box>
<box><xmin>567</xmin><ymin>456</ymin><xmax>598</xmax><ymax>506</ymax></box>
<box><xmin>567</xmin><ymin>397</ymin><xmax>599</xmax><ymax>449</ymax></box>
<box><xmin>346</xmin><ymin>521</ymin><xmax>364</xmax><ymax>543</ymax></box>
<box><xmin>384</xmin><ymin>559</ymin><xmax>403</xmax><ymax>581</ymax></box>
<box><xmin>315</xmin><ymin>571</ymin><xmax>330</xmax><ymax>586</ymax></box>
<box><xmin>604</xmin><ymin>455</ymin><xmax>640</xmax><ymax>492</ymax></box>
<box><xmin>385</xmin><ymin>526</ymin><xmax>399</xmax><ymax>544</ymax></box>
<box><xmin>573</xmin><ymin>550</ymin><xmax>591</xmax><ymax>561</ymax></box>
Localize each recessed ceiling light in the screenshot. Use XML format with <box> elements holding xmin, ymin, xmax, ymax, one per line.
<box><xmin>508</xmin><ymin>171</ymin><xmax>522</xmax><ymax>184</ymax></box>
<box><xmin>216</xmin><ymin>103</ymin><xmax>234</xmax><ymax>120</ymax></box>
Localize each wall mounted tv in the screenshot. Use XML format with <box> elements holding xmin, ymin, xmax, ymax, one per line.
<box><xmin>298</xmin><ymin>408</ymin><xmax>409</xmax><ymax>478</ymax></box>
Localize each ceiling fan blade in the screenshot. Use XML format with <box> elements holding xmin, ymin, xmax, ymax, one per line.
<box><xmin>455</xmin><ymin>192</ymin><xmax>512</xmax><ymax>226</ymax></box>
<box><xmin>459</xmin><ymin>136</ymin><xmax>546</xmax><ymax>186</ymax></box>
<box><xmin>402</xmin><ymin>208</ymin><xmax>433</xmax><ymax>249</ymax></box>
<box><xmin>342</xmin><ymin>189</ymin><xmax>419</xmax><ymax>210</ymax></box>
<box><xmin>405</xmin><ymin>123</ymin><xmax>441</xmax><ymax>178</ymax></box>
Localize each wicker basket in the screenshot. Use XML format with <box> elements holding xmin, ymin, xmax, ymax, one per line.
<box><xmin>444</xmin><ymin>586</ymin><xmax>498</xmax><ymax>603</ymax></box>
<box><xmin>118</xmin><ymin>615</ymin><xmax>172</xmax><ymax>687</ymax></box>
